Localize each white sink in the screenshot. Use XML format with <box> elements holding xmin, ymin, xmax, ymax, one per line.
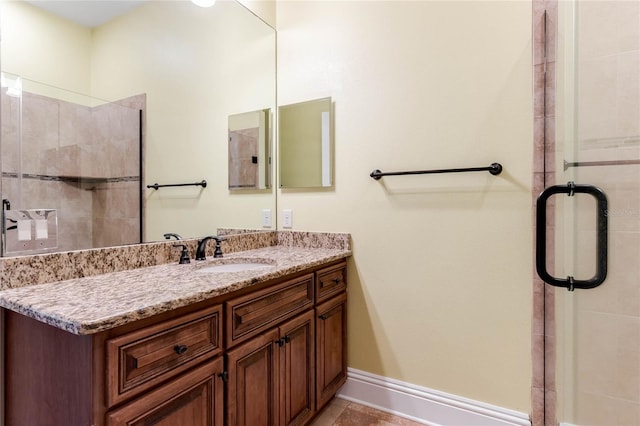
<box><xmin>195</xmin><ymin>258</ymin><xmax>275</xmax><ymax>273</ymax></box>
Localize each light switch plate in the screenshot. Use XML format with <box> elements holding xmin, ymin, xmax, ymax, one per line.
<box><xmin>261</xmin><ymin>209</ymin><xmax>272</xmax><ymax>227</ymax></box>
<box><xmin>282</xmin><ymin>209</ymin><xmax>293</xmax><ymax>228</ymax></box>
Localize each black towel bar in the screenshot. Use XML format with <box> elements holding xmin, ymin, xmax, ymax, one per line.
<box><xmin>370</xmin><ymin>163</ymin><xmax>502</xmax><ymax>180</ymax></box>
<box><xmin>147</xmin><ymin>180</ymin><xmax>207</xmax><ymax>190</ymax></box>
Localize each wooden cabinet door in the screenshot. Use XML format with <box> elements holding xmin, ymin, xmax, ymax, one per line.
<box><xmin>227</xmin><ymin>328</ymin><xmax>280</xmax><ymax>426</ymax></box>
<box><xmin>107</xmin><ymin>357</ymin><xmax>224</xmax><ymax>426</ymax></box>
<box><xmin>315</xmin><ymin>292</ymin><xmax>347</xmax><ymax>410</ymax></box>
<box><xmin>279</xmin><ymin>310</ymin><xmax>315</xmax><ymax>426</ymax></box>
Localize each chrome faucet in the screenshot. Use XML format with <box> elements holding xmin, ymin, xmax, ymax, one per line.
<box><xmin>196</xmin><ymin>236</ymin><xmax>225</xmax><ymax>260</ymax></box>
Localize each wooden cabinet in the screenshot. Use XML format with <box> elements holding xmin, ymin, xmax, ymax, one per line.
<box><xmin>226</xmin><ymin>302</ymin><xmax>316</xmax><ymax>426</ymax></box>
<box><xmin>315</xmin><ymin>262</ymin><xmax>347</xmax><ymax>303</ymax></box>
<box><xmin>279</xmin><ymin>310</ymin><xmax>315</xmax><ymax>426</ymax></box>
<box><xmin>316</xmin><ymin>292</ymin><xmax>348</xmax><ymax>410</ymax></box>
<box><xmin>106</xmin><ymin>305</ymin><xmax>223</xmax><ymax>406</ymax></box>
<box><xmin>4</xmin><ymin>304</ymin><xmax>225</xmax><ymax>426</ymax></box>
<box><xmin>107</xmin><ymin>358</ymin><xmax>225</xmax><ymax>426</ymax></box>
<box><xmin>3</xmin><ymin>259</ymin><xmax>347</xmax><ymax>426</ymax></box>
<box><xmin>226</xmin><ymin>328</ymin><xmax>280</xmax><ymax>426</ymax></box>
<box><xmin>226</xmin><ymin>273</ymin><xmax>314</xmax><ymax>347</ymax></box>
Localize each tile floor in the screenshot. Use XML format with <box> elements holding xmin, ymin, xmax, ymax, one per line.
<box><xmin>310</xmin><ymin>398</ymin><xmax>424</xmax><ymax>426</ymax></box>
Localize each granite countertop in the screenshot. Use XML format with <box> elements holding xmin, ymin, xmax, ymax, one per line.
<box><xmin>0</xmin><ymin>246</ymin><xmax>351</xmax><ymax>335</ymax></box>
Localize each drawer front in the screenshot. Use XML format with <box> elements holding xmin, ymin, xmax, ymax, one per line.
<box><xmin>107</xmin><ymin>305</ymin><xmax>222</xmax><ymax>407</ymax></box>
<box><xmin>315</xmin><ymin>262</ymin><xmax>347</xmax><ymax>303</ymax></box>
<box><xmin>226</xmin><ymin>273</ymin><xmax>314</xmax><ymax>347</ymax></box>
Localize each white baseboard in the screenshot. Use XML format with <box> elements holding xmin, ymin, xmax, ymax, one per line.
<box><xmin>336</xmin><ymin>368</ymin><xmax>531</xmax><ymax>426</ymax></box>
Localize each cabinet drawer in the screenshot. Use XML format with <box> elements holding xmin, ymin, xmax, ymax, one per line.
<box><xmin>226</xmin><ymin>273</ymin><xmax>314</xmax><ymax>347</ymax></box>
<box><xmin>315</xmin><ymin>262</ymin><xmax>347</xmax><ymax>303</ymax></box>
<box><xmin>107</xmin><ymin>305</ymin><xmax>222</xmax><ymax>407</ymax></box>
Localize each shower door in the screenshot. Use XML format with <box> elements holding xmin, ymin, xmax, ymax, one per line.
<box><xmin>539</xmin><ymin>1</ymin><xmax>640</xmax><ymax>424</ymax></box>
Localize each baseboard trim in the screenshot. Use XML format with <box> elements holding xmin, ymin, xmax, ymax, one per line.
<box><xmin>336</xmin><ymin>368</ymin><xmax>531</xmax><ymax>426</ymax></box>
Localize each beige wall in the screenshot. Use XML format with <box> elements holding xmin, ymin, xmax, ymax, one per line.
<box><xmin>276</xmin><ymin>1</ymin><xmax>533</xmax><ymax>413</ymax></box>
<box><xmin>0</xmin><ymin>1</ymin><xmax>91</xmax><ymax>95</ymax></box>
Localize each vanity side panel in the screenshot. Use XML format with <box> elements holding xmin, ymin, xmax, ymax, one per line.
<box><xmin>4</xmin><ymin>310</ymin><xmax>94</xmax><ymax>426</ymax></box>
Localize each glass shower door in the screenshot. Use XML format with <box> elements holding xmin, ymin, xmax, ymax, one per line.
<box><xmin>547</xmin><ymin>1</ymin><xmax>640</xmax><ymax>424</ymax></box>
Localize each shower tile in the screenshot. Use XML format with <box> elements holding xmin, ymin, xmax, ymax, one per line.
<box><xmin>577</xmin><ymin>56</ymin><xmax>618</xmax><ymax>141</ymax></box>
<box><xmin>532</xmin><ymin>277</ymin><xmax>546</xmax><ymax>336</ymax></box>
<box><xmin>532</xmin><ymin>1</ymin><xmax>546</xmax><ymax>66</ymax></box>
<box><xmin>578</xmin><ymin>1</ymin><xmax>620</xmax><ymax>60</ymax></box>
<box><xmin>544</xmin><ymin>334</ymin><xmax>556</xmax><ymax>392</ymax></box>
<box><xmin>123</xmin><ymin>182</ymin><xmax>141</xmax><ymax>219</ymax></box>
<box><xmin>531</xmin><ymin>333</ymin><xmax>545</xmax><ymax>389</ymax></box>
<box><xmin>530</xmin><ymin>387</ymin><xmax>545</xmax><ymax>426</ymax></box>
<box><xmin>544</xmin><ymin>389</ymin><xmax>557</xmax><ymax>426</ymax></box>
<box><xmin>21</xmin><ymin>93</ymin><xmax>60</xmax><ymax>175</ymax></box>
<box><xmin>545</xmin><ymin>61</ymin><xmax>556</xmax><ymax>117</ymax></box>
<box><xmin>534</xmin><ymin>64</ymin><xmax>546</xmax><ymax>119</ymax></box>
<box><xmin>617</xmin><ymin>0</ymin><xmax>640</xmax><ymax>53</ymax></box>
<box><xmin>533</xmin><ymin>118</ymin><xmax>545</xmax><ymax>173</ymax></box>
<box><xmin>616</xmin><ymin>51</ymin><xmax>640</xmax><ymax>138</ymax></box>
<box><xmin>58</xmin><ymin>100</ymin><xmax>92</xmax><ymax>149</ymax></box>
<box><xmin>57</xmin><ymin>144</ymin><xmax>81</xmax><ymax>177</ymax></box>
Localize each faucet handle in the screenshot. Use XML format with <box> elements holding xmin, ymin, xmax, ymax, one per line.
<box><xmin>212</xmin><ymin>237</ymin><xmax>226</xmax><ymax>258</ymax></box>
<box><xmin>172</xmin><ymin>244</ymin><xmax>191</xmax><ymax>264</ymax></box>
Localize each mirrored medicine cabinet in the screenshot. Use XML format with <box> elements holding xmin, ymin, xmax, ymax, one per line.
<box><xmin>278</xmin><ymin>97</ymin><xmax>333</xmax><ymax>189</ymax></box>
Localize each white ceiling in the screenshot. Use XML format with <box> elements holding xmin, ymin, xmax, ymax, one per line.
<box><xmin>25</xmin><ymin>1</ymin><xmax>146</xmax><ymax>28</ymax></box>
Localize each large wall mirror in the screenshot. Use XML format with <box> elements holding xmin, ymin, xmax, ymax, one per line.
<box><xmin>0</xmin><ymin>0</ymin><xmax>276</xmax><ymax>255</ymax></box>
<box><xmin>279</xmin><ymin>97</ymin><xmax>333</xmax><ymax>188</ymax></box>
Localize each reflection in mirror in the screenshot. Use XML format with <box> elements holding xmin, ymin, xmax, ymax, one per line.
<box><xmin>1</xmin><ymin>73</ymin><xmax>142</xmax><ymax>255</ymax></box>
<box><xmin>0</xmin><ymin>0</ymin><xmax>276</xmax><ymax>255</ymax></box>
<box><xmin>228</xmin><ymin>109</ymin><xmax>271</xmax><ymax>190</ymax></box>
<box><xmin>279</xmin><ymin>97</ymin><xmax>333</xmax><ymax>188</ymax></box>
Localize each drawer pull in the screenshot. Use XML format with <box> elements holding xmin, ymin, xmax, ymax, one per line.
<box><xmin>319</xmin><ymin>314</ymin><xmax>328</xmax><ymax>320</ymax></box>
<box><xmin>174</xmin><ymin>345</ymin><xmax>189</xmax><ymax>355</ymax></box>
<box><xmin>321</xmin><ymin>278</ymin><xmax>341</xmax><ymax>288</ymax></box>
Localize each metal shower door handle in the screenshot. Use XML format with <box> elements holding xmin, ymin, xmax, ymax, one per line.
<box><xmin>536</xmin><ymin>182</ymin><xmax>608</xmax><ymax>291</ymax></box>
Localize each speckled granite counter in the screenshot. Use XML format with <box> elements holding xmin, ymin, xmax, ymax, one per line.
<box><xmin>0</xmin><ymin>234</ymin><xmax>351</xmax><ymax>335</ymax></box>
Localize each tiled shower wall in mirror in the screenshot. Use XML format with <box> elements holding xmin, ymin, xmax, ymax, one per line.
<box><xmin>0</xmin><ymin>77</ymin><xmax>142</xmax><ymax>255</ymax></box>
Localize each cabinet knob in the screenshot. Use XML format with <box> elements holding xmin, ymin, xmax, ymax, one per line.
<box><xmin>319</xmin><ymin>314</ymin><xmax>328</xmax><ymax>320</ymax></box>
<box><xmin>174</xmin><ymin>344</ymin><xmax>188</xmax><ymax>355</ymax></box>
<box><xmin>218</xmin><ymin>371</ymin><xmax>229</xmax><ymax>382</ymax></box>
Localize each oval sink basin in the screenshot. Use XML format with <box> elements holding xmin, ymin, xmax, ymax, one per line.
<box><xmin>195</xmin><ymin>259</ymin><xmax>275</xmax><ymax>273</ymax></box>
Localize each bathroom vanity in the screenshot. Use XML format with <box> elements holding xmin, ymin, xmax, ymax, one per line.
<box><xmin>0</xmin><ymin>240</ymin><xmax>349</xmax><ymax>426</ymax></box>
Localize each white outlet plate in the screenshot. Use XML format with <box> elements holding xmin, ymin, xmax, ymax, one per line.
<box><xmin>282</xmin><ymin>209</ymin><xmax>293</xmax><ymax>228</ymax></box>
<box><xmin>261</xmin><ymin>209</ymin><xmax>272</xmax><ymax>227</ymax></box>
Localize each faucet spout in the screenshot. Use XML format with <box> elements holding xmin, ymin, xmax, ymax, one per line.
<box><xmin>195</xmin><ymin>236</ymin><xmax>225</xmax><ymax>260</ymax></box>
<box><xmin>164</xmin><ymin>233</ymin><xmax>182</xmax><ymax>241</ymax></box>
